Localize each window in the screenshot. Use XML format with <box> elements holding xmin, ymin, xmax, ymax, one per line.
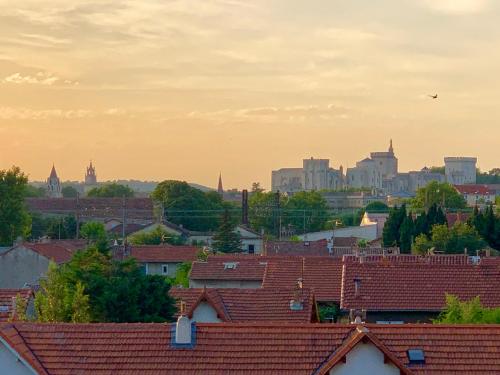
<box><xmin>248</xmin><ymin>244</ymin><xmax>255</xmax><ymax>254</ymax></box>
<box><xmin>407</xmin><ymin>349</ymin><xmax>425</xmax><ymax>365</ymax></box>
<box><xmin>161</xmin><ymin>264</ymin><xmax>169</xmax><ymax>275</ymax></box>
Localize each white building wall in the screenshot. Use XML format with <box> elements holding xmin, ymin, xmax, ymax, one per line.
<box><xmin>329</xmin><ymin>342</ymin><xmax>400</xmax><ymax>375</ymax></box>
<box><xmin>445</xmin><ymin>157</ymin><xmax>477</xmax><ymax>184</ymax></box>
<box><xmin>298</xmin><ymin>224</ymin><xmax>377</xmax><ymax>242</ymax></box>
<box><xmin>191</xmin><ymin>302</ymin><xmax>223</xmax><ymax>323</ymax></box>
<box><xmin>0</xmin><ymin>341</ymin><xmax>36</xmax><ymax>375</ymax></box>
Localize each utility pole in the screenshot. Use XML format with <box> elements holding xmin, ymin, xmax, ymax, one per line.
<box><xmin>75</xmin><ymin>192</ymin><xmax>80</xmax><ymax>239</ymax></box>
<box><xmin>122</xmin><ymin>195</ymin><xmax>127</xmax><ymax>250</ymax></box>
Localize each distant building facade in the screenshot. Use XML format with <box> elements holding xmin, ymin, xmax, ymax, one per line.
<box><xmin>272</xmin><ymin>158</ymin><xmax>343</xmax><ymax>192</ymax></box>
<box><xmin>445</xmin><ymin>157</ymin><xmax>477</xmax><ymax>184</ymax></box>
<box><xmin>46</xmin><ymin>165</ymin><xmax>62</xmax><ymax>198</ymax></box>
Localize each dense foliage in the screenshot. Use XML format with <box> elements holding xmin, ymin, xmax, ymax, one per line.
<box><xmin>128</xmin><ymin>225</ymin><xmax>185</xmax><ymax>245</ymax></box>
<box><xmin>412</xmin><ymin>181</ymin><xmax>466</xmax><ymax>209</ymax></box>
<box><xmin>24</xmin><ymin>184</ymin><xmax>46</xmax><ymax>197</ymax></box>
<box><xmin>383</xmin><ymin>204</ymin><xmax>447</xmax><ymax>252</ymax></box>
<box><xmin>87</xmin><ymin>183</ymin><xmax>135</xmax><ymax>198</ymax></box>
<box><xmin>476</xmin><ymin>168</ymin><xmax>500</xmax><ymax>184</ymax></box>
<box><xmin>248</xmin><ymin>191</ymin><xmax>329</xmax><ymax>236</ymax></box>
<box><xmin>30</xmin><ymin>214</ymin><xmax>77</xmax><ymax>240</ymax></box>
<box><xmin>151</xmin><ymin>180</ymin><xmax>233</xmax><ymax>231</ymax></box>
<box><xmin>34</xmin><ymin>248</ymin><xmax>177</xmax><ymax>323</ymax></box>
<box><xmin>212</xmin><ymin>209</ymin><xmax>242</xmax><ymax>253</ymax></box>
<box><xmin>469</xmin><ymin>205</ymin><xmax>500</xmax><ymax>250</ymax></box>
<box><xmin>434</xmin><ymin>294</ymin><xmax>500</xmax><ymax>324</ymax></box>
<box><xmin>0</xmin><ymin>166</ymin><xmax>31</xmax><ymax>246</ymax></box>
<box><xmin>364</xmin><ymin>201</ymin><xmax>389</xmax><ymax>213</ymax></box>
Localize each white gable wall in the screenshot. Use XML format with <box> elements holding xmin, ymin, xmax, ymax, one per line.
<box><xmin>0</xmin><ymin>340</ymin><xmax>36</xmax><ymax>375</ymax></box>
<box><xmin>191</xmin><ymin>301</ymin><xmax>223</xmax><ymax>323</ymax></box>
<box><xmin>329</xmin><ymin>342</ymin><xmax>400</xmax><ymax>375</ymax></box>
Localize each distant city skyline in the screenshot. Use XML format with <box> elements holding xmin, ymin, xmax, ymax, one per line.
<box><xmin>1</xmin><ymin>1</ymin><xmax>500</xmax><ymax>189</ymax></box>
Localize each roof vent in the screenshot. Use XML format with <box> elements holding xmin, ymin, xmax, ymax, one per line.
<box><xmin>407</xmin><ymin>349</ymin><xmax>425</xmax><ymax>365</ymax></box>
<box><xmin>223</xmin><ymin>262</ymin><xmax>239</xmax><ymax>270</ymax></box>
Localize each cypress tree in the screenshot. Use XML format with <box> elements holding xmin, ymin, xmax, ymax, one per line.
<box><xmin>212</xmin><ymin>209</ymin><xmax>242</xmax><ymax>253</ymax></box>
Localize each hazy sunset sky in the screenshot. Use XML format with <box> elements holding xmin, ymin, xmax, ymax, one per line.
<box><xmin>1</xmin><ymin>0</ymin><xmax>499</xmax><ymax>189</ymax></box>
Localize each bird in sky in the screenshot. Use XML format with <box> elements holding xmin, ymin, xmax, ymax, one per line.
<box><xmin>428</xmin><ymin>94</ymin><xmax>438</xmax><ymax>99</ymax></box>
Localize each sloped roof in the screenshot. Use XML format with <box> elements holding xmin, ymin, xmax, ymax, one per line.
<box><xmin>264</xmin><ymin>240</ymin><xmax>329</xmax><ymax>256</ymax></box>
<box><xmin>189</xmin><ymin>256</ymin><xmax>267</xmax><ymax>281</ymax></box>
<box><xmin>128</xmin><ymin>245</ymin><xmax>200</xmax><ymax>263</ymax></box>
<box><xmin>0</xmin><ymin>289</ymin><xmax>32</xmax><ymax>322</ymax></box>
<box><xmin>446</xmin><ymin>212</ymin><xmax>471</xmax><ymax>228</ymax></box>
<box><xmin>262</xmin><ymin>257</ymin><xmax>344</xmax><ymax>302</ymax></box>
<box><xmin>454</xmin><ymin>184</ymin><xmax>496</xmax><ymax>195</ymax></box>
<box><xmin>1</xmin><ymin>322</ymin><xmax>500</xmax><ymax>374</ymax></box>
<box><xmin>341</xmin><ymin>259</ymin><xmax>500</xmax><ymax>311</ymax></box>
<box><xmin>3</xmin><ymin>240</ymin><xmax>86</xmax><ymax>264</ymax></box>
<box><xmin>170</xmin><ymin>287</ymin><xmax>317</xmax><ymax>322</ymax></box>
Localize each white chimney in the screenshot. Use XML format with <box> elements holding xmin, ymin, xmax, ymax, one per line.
<box><xmin>175</xmin><ymin>315</ymin><xmax>192</xmax><ymax>344</ymax></box>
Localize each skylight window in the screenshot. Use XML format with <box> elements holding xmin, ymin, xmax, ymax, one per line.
<box><xmin>0</xmin><ymin>305</ymin><xmax>9</xmax><ymax>312</ymax></box>
<box><xmin>407</xmin><ymin>349</ymin><xmax>425</xmax><ymax>365</ymax></box>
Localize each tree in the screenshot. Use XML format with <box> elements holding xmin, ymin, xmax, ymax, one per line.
<box><xmin>171</xmin><ymin>262</ymin><xmax>192</xmax><ymax>288</ymax></box>
<box><xmin>412</xmin><ymin>181</ymin><xmax>466</xmax><ymax>209</ymax></box>
<box><xmin>24</xmin><ymin>184</ymin><xmax>46</xmax><ymax>197</ymax></box>
<box><xmin>151</xmin><ymin>180</ymin><xmax>229</xmax><ymax>231</ymax></box>
<box><xmin>382</xmin><ymin>205</ymin><xmax>407</xmax><ymax>247</ymax></box>
<box><xmin>62</xmin><ymin>185</ymin><xmax>79</xmax><ymax>198</ymax></box>
<box><xmin>283</xmin><ymin>191</ymin><xmax>329</xmax><ymax>234</ymax></box>
<box><xmin>434</xmin><ymin>294</ymin><xmax>500</xmax><ymax>324</ymax></box>
<box><xmin>0</xmin><ymin>166</ymin><xmax>31</xmax><ymax>246</ymax></box>
<box><xmin>36</xmin><ymin>247</ymin><xmax>177</xmax><ymax>323</ymax></box>
<box><xmin>430</xmin><ymin>223</ymin><xmax>485</xmax><ymax>255</ymax></box>
<box><xmin>412</xmin><ymin>233</ymin><xmax>433</xmax><ymax>255</ymax></box>
<box><xmin>212</xmin><ymin>209</ymin><xmax>242</xmax><ymax>253</ymax></box>
<box><xmin>80</xmin><ymin>222</ymin><xmax>106</xmax><ymax>242</ymax></box>
<box><xmin>248</xmin><ymin>191</ymin><xmax>279</xmax><ymax>235</ymax></box>
<box><xmin>399</xmin><ymin>214</ymin><xmax>415</xmax><ymax>253</ymax></box>
<box><xmin>87</xmin><ymin>183</ymin><xmax>135</xmax><ymax>198</ymax></box>
<box><xmin>35</xmin><ymin>262</ymin><xmax>91</xmax><ymax>323</ymax></box>
<box><xmin>365</xmin><ymin>201</ymin><xmax>389</xmax><ymax>213</ymax></box>
<box><xmin>251</xmin><ymin>182</ymin><xmax>264</xmax><ymax>193</ymax></box>
<box><xmin>128</xmin><ymin>226</ymin><xmax>184</xmax><ymax>245</ymax></box>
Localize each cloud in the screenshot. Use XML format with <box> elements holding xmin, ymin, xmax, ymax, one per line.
<box><xmin>419</xmin><ymin>0</ymin><xmax>490</xmax><ymax>14</ymax></box>
<box><xmin>0</xmin><ymin>107</ymin><xmax>132</xmax><ymax>120</ymax></box>
<box><xmin>315</xmin><ymin>28</ymin><xmax>381</xmax><ymax>42</ymax></box>
<box><xmin>2</xmin><ymin>72</ymin><xmax>78</xmax><ymax>85</ymax></box>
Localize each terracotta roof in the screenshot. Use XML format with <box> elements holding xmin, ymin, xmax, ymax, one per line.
<box><xmin>332</xmin><ymin>236</ymin><xmax>359</xmax><ymax>247</ymax></box>
<box><xmin>455</xmin><ymin>184</ymin><xmax>496</xmax><ymax>195</ymax></box>
<box><xmin>127</xmin><ymin>245</ymin><xmax>200</xmax><ymax>263</ymax></box>
<box><xmin>107</xmin><ymin>223</ymin><xmax>147</xmax><ymax>236</ymax></box>
<box><xmin>446</xmin><ymin>212</ymin><xmax>471</xmax><ymax>228</ymax></box>
<box><xmin>25</xmin><ymin>197</ymin><xmax>154</xmax><ymax>220</ymax></box>
<box><xmin>170</xmin><ymin>287</ymin><xmax>317</xmax><ymax>322</ymax></box>
<box><xmin>0</xmin><ymin>289</ymin><xmax>32</xmax><ymax>322</ymax></box>
<box><xmin>1</xmin><ymin>322</ymin><xmax>500</xmax><ymax>374</ymax></box>
<box><xmin>264</xmin><ymin>240</ymin><xmax>329</xmax><ymax>256</ymax></box>
<box><xmin>189</xmin><ymin>256</ymin><xmax>267</xmax><ymax>281</ymax></box>
<box><xmin>341</xmin><ymin>260</ymin><xmax>500</xmax><ymax>311</ymax></box>
<box><xmin>3</xmin><ymin>240</ymin><xmax>86</xmax><ymax>264</ymax></box>
<box><xmin>262</xmin><ymin>257</ymin><xmax>343</xmax><ymax>302</ymax></box>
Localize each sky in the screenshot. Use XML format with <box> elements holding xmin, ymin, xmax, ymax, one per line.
<box><xmin>1</xmin><ymin>0</ymin><xmax>499</xmax><ymax>190</ymax></box>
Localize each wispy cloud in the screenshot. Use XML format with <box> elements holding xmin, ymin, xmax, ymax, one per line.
<box><xmin>419</xmin><ymin>0</ymin><xmax>490</xmax><ymax>15</ymax></box>
<box><xmin>0</xmin><ymin>107</ymin><xmax>132</xmax><ymax>120</ymax></box>
<box><xmin>2</xmin><ymin>72</ymin><xmax>78</xmax><ymax>85</ymax></box>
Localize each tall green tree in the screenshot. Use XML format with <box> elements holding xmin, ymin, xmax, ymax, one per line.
<box><xmin>412</xmin><ymin>181</ymin><xmax>466</xmax><ymax>209</ymax></box>
<box><xmin>430</xmin><ymin>223</ymin><xmax>485</xmax><ymax>255</ymax></box>
<box><xmin>248</xmin><ymin>191</ymin><xmax>279</xmax><ymax>235</ymax></box>
<box><xmin>382</xmin><ymin>205</ymin><xmax>407</xmax><ymax>247</ymax></box>
<box><xmin>399</xmin><ymin>214</ymin><xmax>415</xmax><ymax>253</ymax></box>
<box><xmin>87</xmin><ymin>183</ymin><xmax>135</xmax><ymax>198</ymax></box>
<box><xmin>212</xmin><ymin>209</ymin><xmax>242</xmax><ymax>253</ymax></box>
<box><xmin>0</xmin><ymin>166</ymin><xmax>31</xmax><ymax>246</ymax></box>
<box><xmin>284</xmin><ymin>191</ymin><xmax>329</xmax><ymax>233</ymax></box>
<box><xmin>151</xmin><ymin>180</ymin><xmax>231</xmax><ymax>231</ymax></box>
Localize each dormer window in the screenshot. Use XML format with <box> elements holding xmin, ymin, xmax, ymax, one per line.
<box><xmin>407</xmin><ymin>349</ymin><xmax>425</xmax><ymax>365</ymax></box>
<box><xmin>223</xmin><ymin>262</ymin><xmax>238</xmax><ymax>270</ymax></box>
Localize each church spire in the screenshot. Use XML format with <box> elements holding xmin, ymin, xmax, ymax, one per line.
<box><xmin>217</xmin><ymin>173</ymin><xmax>223</xmax><ymax>195</ymax></box>
<box><xmin>389</xmin><ymin>139</ymin><xmax>394</xmax><ymax>154</ymax></box>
